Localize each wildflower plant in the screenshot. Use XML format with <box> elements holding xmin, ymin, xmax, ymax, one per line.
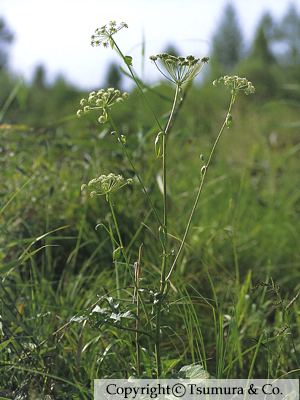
<box><xmin>81</xmin><ymin>173</ymin><xmax>132</xmax><ymax>201</ymax></box>
<box><xmin>77</xmin><ymin>88</ymin><xmax>129</xmax><ymax>123</ymax></box>
<box><xmin>91</xmin><ymin>21</ymin><xmax>128</xmax><ymax>49</ymax></box>
<box><xmin>71</xmin><ymin>20</ymin><xmax>256</xmax><ymax>379</ymax></box>
<box><xmin>150</xmin><ymin>54</ymin><xmax>209</xmax><ymax>87</ymax></box>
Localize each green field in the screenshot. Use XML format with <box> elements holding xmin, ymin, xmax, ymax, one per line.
<box><xmin>1</xmin><ymin>17</ymin><xmax>300</xmax><ymax>400</ymax></box>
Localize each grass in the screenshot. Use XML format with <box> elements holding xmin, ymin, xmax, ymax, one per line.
<box><xmin>1</xmin><ymin>34</ymin><xmax>300</xmax><ymax>398</ymax></box>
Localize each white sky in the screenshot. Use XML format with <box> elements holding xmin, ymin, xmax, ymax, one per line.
<box><xmin>0</xmin><ymin>0</ymin><xmax>298</xmax><ymax>90</ymax></box>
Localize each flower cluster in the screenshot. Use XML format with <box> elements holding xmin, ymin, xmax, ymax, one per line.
<box><xmin>91</xmin><ymin>21</ymin><xmax>128</xmax><ymax>48</ymax></box>
<box><xmin>213</xmin><ymin>76</ymin><xmax>255</xmax><ymax>97</ymax></box>
<box><xmin>149</xmin><ymin>54</ymin><xmax>209</xmax><ymax>86</ymax></box>
<box><xmin>81</xmin><ymin>173</ymin><xmax>133</xmax><ymax>201</ymax></box>
<box><xmin>77</xmin><ymin>88</ymin><xmax>129</xmax><ymax>123</ymax></box>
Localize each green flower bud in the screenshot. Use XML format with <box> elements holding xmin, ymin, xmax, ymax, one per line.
<box><xmin>118</xmin><ymin>135</ymin><xmax>126</xmax><ymax>144</ymax></box>
<box><xmin>226</xmin><ymin>114</ymin><xmax>233</xmax><ymax>127</ymax></box>
<box><xmin>124</xmin><ymin>56</ymin><xmax>133</xmax><ymax>66</ymax></box>
<box><xmin>186</xmin><ymin>55</ymin><xmax>195</xmax><ymax>61</ymax></box>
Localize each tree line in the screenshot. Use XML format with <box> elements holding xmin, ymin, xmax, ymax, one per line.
<box><xmin>0</xmin><ymin>3</ymin><xmax>300</xmax><ymax>127</ymax></box>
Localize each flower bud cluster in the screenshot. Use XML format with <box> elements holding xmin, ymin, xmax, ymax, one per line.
<box><xmin>149</xmin><ymin>53</ymin><xmax>209</xmax><ymax>86</ymax></box>
<box><xmin>77</xmin><ymin>88</ymin><xmax>129</xmax><ymax>123</ymax></box>
<box><xmin>91</xmin><ymin>21</ymin><xmax>128</xmax><ymax>48</ymax></box>
<box><xmin>81</xmin><ymin>173</ymin><xmax>133</xmax><ymax>201</ymax></box>
<box><xmin>213</xmin><ymin>76</ymin><xmax>255</xmax><ymax>96</ymax></box>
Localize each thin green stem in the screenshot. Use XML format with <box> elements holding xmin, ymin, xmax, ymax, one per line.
<box><xmin>111</xmin><ymin>37</ymin><xmax>163</xmax><ymax>131</ymax></box>
<box><xmin>165</xmin><ymin>84</ymin><xmax>180</xmax><ymax>134</ymax></box>
<box><xmin>154</xmin><ymin>84</ymin><xmax>181</xmax><ymax>378</ymax></box>
<box><xmin>166</xmin><ymin>94</ymin><xmax>235</xmax><ymax>281</ymax></box>
<box><xmin>108</xmin><ymin>196</ymin><xmax>125</xmax><ymax>256</ymax></box>
<box><xmin>113</xmin><ymin>324</ymin><xmax>156</xmax><ymax>342</ymax></box>
<box><xmin>159</xmin><ymin>83</ymin><xmax>180</xmax><ymax>285</ymax></box>
<box><xmin>108</xmin><ymin>196</ymin><xmax>153</xmax><ymax>348</ymax></box>
<box><xmin>107</xmin><ymin>109</ymin><xmax>162</xmax><ymax>227</ymax></box>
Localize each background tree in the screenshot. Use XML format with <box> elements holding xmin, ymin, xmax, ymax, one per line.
<box><xmin>210</xmin><ymin>3</ymin><xmax>243</xmax><ymax>71</ymax></box>
<box><xmin>277</xmin><ymin>4</ymin><xmax>300</xmax><ymax>67</ymax></box>
<box><xmin>250</xmin><ymin>13</ymin><xmax>277</xmax><ymax>65</ymax></box>
<box><xmin>236</xmin><ymin>12</ymin><xmax>285</xmax><ymax>101</ymax></box>
<box><xmin>163</xmin><ymin>44</ymin><xmax>180</xmax><ymax>57</ymax></box>
<box><xmin>32</xmin><ymin>65</ymin><xmax>47</xmax><ymax>91</ymax></box>
<box><xmin>105</xmin><ymin>62</ymin><xmax>122</xmax><ymax>89</ymax></box>
<box><xmin>0</xmin><ymin>17</ymin><xmax>14</xmax><ymax>71</ymax></box>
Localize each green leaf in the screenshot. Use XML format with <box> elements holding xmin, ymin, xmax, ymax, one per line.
<box><xmin>155</xmin><ymin>131</ymin><xmax>163</xmax><ymax>157</ymax></box>
<box><xmin>159</xmin><ymin>225</ymin><xmax>167</xmax><ymax>251</ymax></box>
<box><xmin>161</xmin><ymin>358</ymin><xmax>182</xmax><ymax>375</ymax></box>
<box><xmin>113</xmin><ymin>246</ymin><xmax>123</xmax><ymax>261</ymax></box>
<box><xmin>118</xmin><ymin>309</ymin><xmax>139</xmax><ymax>320</ymax></box>
<box><xmin>69</xmin><ymin>309</ymin><xmax>91</xmax><ymax>323</ymax></box>
<box><xmin>0</xmin><ymin>245</ymin><xmax>54</xmax><ymax>276</ymax></box>
<box><xmin>169</xmin><ymin>364</ymin><xmax>210</xmax><ymax>379</ymax></box>
<box><xmin>3</xmin><ymin>306</ymin><xmax>35</xmax><ymax>338</ymax></box>
<box><xmin>106</xmin><ymin>296</ymin><xmax>120</xmax><ymax>312</ymax></box>
<box><xmin>0</xmin><ymin>175</ymin><xmax>35</xmax><ymax>215</ymax></box>
<box><xmin>0</xmin><ymin>336</ymin><xmax>14</xmax><ymax>351</ymax></box>
<box><xmin>71</xmin><ymin>299</ymin><xmax>139</xmax><ymax>330</ymax></box>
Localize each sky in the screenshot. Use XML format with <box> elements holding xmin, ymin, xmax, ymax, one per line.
<box><xmin>0</xmin><ymin>0</ymin><xmax>298</xmax><ymax>91</ymax></box>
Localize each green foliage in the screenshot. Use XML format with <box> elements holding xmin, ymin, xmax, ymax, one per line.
<box><xmin>1</xmin><ymin>11</ymin><xmax>300</xmax><ymax>398</ymax></box>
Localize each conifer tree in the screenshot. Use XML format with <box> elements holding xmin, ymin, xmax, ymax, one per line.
<box><xmin>211</xmin><ymin>4</ymin><xmax>243</xmax><ymax>70</ymax></box>
<box><xmin>106</xmin><ymin>62</ymin><xmax>122</xmax><ymax>89</ymax></box>
<box><xmin>278</xmin><ymin>4</ymin><xmax>300</xmax><ymax>65</ymax></box>
<box><xmin>0</xmin><ymin>17</ymin><xmax>13</xmax><ymax>70</ymax></box>
<box><xmin>250</xmin><ymin>13</ymin><xmax>276</xmax><ymax>65</ymax></box>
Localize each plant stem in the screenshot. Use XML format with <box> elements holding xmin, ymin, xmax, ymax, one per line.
<box><xmin>107</xmin><ymin>109</ymin><xmax>162</xmax><ymax>227</ymax></box>
<box><xmin>159</xmin><ymin>84</ymin><xmax>180</xmax><ymax>285</ymax></box>
<box><xmin>108</xmin><ymin>196</ymin><xmax>153</xmax><ymax>350</ymax></box>
<box><xmin>136</xmin><ymin>244</ymin><xmax>142</xmax><ymax>376</ymax></box>
<box><xmin>154</xmin><ymin>84</ymin><xmax>181</xmax><ymax>378</ymax></box>
<box><xmin>111</xmin><ymin>38</ymin><xmax>163</xmax><ymax>131</ymax></box>
<box><xmin>166</xmin><ymin>94</ymin><xmax>235</xmax><ymax>281</ymax></box>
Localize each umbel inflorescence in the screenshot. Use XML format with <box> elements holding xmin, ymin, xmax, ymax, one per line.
<box><xmin>91</xmin><ymin>21</ymin><xmax>128</xmax><ymax>48</ymax></box>
<box><xmin>150</xmin><ymin>53</ymin><xmax>209</xmax><ymax>86</ymax></box>
<box><xmin>81</xmin><ymin>173</ymin><xmax>133</xmax><ymax>201</ymax></box>
<box><xmin>213</xmin><ymin>76</ymin><xmax>255</xmax><ymax>99</ymax></box>
<box><xmin>77</xmin><ymin>88</ymin><xmax>129</xmax><ymax>123</ymax></box>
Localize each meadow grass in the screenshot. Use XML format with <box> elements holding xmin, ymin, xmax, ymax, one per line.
<box><xmin>1</xmin><ymin>23</ymin><xmax>300</xmax><ymax>398</ymax></box>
